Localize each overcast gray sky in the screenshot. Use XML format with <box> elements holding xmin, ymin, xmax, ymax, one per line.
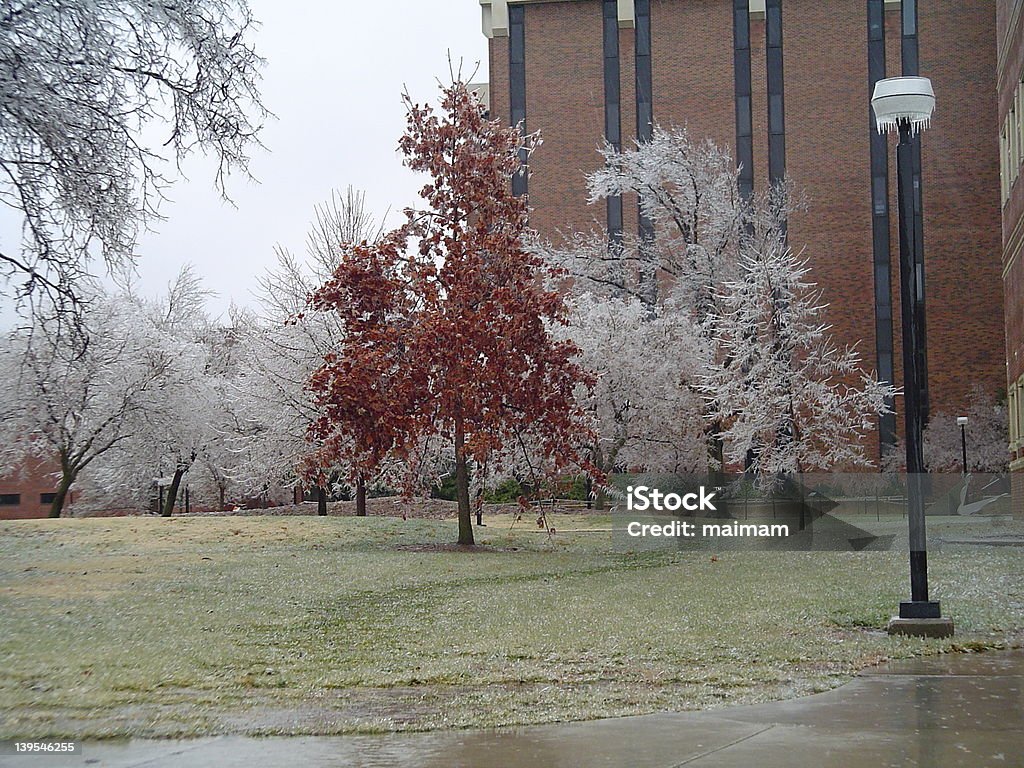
<box><xmin>0</xmin><ymin>1</ymin><xmax>488</xmax><ymax>321</ymax></box>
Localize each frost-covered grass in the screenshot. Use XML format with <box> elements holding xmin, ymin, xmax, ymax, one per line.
<box><xmin>0</xmin><ymin>514</ymin><xmax>1022</xmax><ymax>738</ymax></box>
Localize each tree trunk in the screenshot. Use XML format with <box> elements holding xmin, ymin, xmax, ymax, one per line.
<box><xmin>48</xmin><ymin>471</ymin><xmax>75</xmax><ymax>519</ymax></box>
<box><xmin>586</xmin><ymin>443</ymin><xmax>601</xmax><ymax>510</ymax></box>
<box><xmin>454</xmin><ymin>414</ymin><xmax>474</xmax><ymax>545</ymax></box>
<box><xmin>162</xmin><ymin>466</ymin><xmax>187</xmax><ymax>517</ymax></box>
<box><xmin>708</xmin><ymin>422</ymin><xmax>725</xmax><ymax>488</ymax></box>
<box><xmin>355</xmin><ymin>476</ymin><xmax>367</xmax><ymax>517</ymax></box>
<box><xmin>594</xmin><ymin>444</ymin><xmax>606</xmax><ymax>510</ymax></box>
<box><xmin>317</xmin><ymin>485</ymin><xmax>328</xmax><ymax>516</ymax></box>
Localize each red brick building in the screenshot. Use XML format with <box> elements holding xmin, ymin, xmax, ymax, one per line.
<box><xmin>0</xmin><ymin>457</ymin><xmax>62</xmax><ymax>520</ymax></box>
<box><xmin>998</xmin><ymin>0</ymin><xmax>1024</xmax><ymax>515</ymax></box>
<box><xmin>479</xmin><ymin>0</ymin><xmax>1005</xmax><ymax>463</ymax></box>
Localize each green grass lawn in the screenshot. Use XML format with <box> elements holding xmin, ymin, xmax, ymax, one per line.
<box><xmin>0</xmin><ymin>513</ymin><xmax>1022</xmax><ymax>738</ymax></box>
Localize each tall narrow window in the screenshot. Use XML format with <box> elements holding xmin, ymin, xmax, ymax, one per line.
<box><xmin>734</xmin><ymin>0</ymin><xmax>754</xmax><ymax>202</ymax></box>
<box><xmin>1003</xmin><ymin>124</ymin><xmax>1010</xmax><ymax>204</ymax></box>
<box><xmin>1017</xmin><ymin>375</ymin><xmax>1024</xmax><ymax>447</ymax></box>
<box><xmin>1018</xmin><ymin>82</ymin><xmax>1024</xmax><ymax>173</ymax></box>
<box><xmin>1010</xmin><ymin>384</ymin><xmax>1019</xmax><ymax>449</ymax></box>
<box><xmin>603</xmin><ymin>0</ymin><xmax>623</xmax><ymax>247</ymax></box>
<box><xmin>1007</xmin><ymin>104</ymin><xmax>1015</xmax><ymax>184</ymax></box>
<box><xmin>635</xmin><ymin>0</ymin><xmax>655</xmax><ymax>306</ymax></box>
<box><xmin>635</xmin><ymin>0</ymin><xmax>652</xmax><ymax>144</ymax></box>
<box><xmin>765</xmin><ymin>0</ymin><xmax>786</xmax><ymax>191</ymax></box>
<box><xmin>509</xmin><ymin>4</ymin><xmax>527</xmax><ymax>197</ymax></box>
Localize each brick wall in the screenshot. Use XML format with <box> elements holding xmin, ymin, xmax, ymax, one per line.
<box><xmin>999</xmin><ymin>0</ymin><xmax>1024</xmax><ymax>386</ymax></box>
<box><xmin>486</xmin><ymin>0</ymin><xmax>1005</xmax><ymax>466</ymax></box>
<box><xmin>524</xmin><ymin>0</ymin><xmax>606</xmax><ymax>242</ymax></box>
<box><xmin>999</xmin><ymin>0</ymin><xmax>1024</xmax><ymax>255</ymax></box>
<box><xmin>489</xmin><ymin>31</ymin><xmax>510</xmax><ymax>125</ymax></box>
<box><xmin>650</xmin><ymin>0</ymin><xmax>734</xmax><ymax>149</ymax></box>
<box><xmin>915</xmin><ymin>1</ymin><xmax>1004</xmax><ymax>418</ymax></box>
<box><xmin>0</xmin><ymin>457</ymin><xmax>61</xmax><ymax>520</ymax></box>
<box><xmin>784</xmin><ymin>0</ymin><xmax>877</xmax><ymax>460</ymax></box>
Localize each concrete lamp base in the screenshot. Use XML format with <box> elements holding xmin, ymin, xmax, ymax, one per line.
<box><xmin>887</xmin><ymin>617</ymin><xmax>955</xmax><ymax>638</ymax></box>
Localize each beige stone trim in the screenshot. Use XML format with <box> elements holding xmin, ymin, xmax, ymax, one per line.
<box><xmin>618</xmin><ymin>0</ymin><xmax>635</xmax><ymax>29</ymax></box>
<box><xmin>479</xmin><ymin>0</ymin><xmax>637</xmax><ymax>38</ymax></box>
<box><xmin>472</xmin><ymin>0</ymin><xmax>860</xmax><ymax>38</ymax></box>
<box><xmin>480</xmin><ymin>0</ymin><xmax>508</xmax><ymax>38</ymax></box>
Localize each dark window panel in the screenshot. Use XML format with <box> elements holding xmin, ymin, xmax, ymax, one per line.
<box><xmin>604</xmin><ymin>0</ymin><xmax>623</xmax><ymax>241</ymax></box>
<box><xmin>509</xmin><ymin>5</ymin><xmax>527</xmax><ymax>198</ymax></box>
<box><xmin>607</xmin><ymin>196</ymin><xmax>623</xmax><ymax>232</ymax></box>
<box><xmin>765</xmin><ymin>0</ymin><xmax>785</xmax><ymax>188</ymax></box>
<box><xmin>734</xmin><ymin>0</ymin><xmax>753</xmax><ymax>201</ymax></box>
<box><xmin>766</xmin><ymin>2</ymin><xmax>783</xmax><ymax>46</ymax></box>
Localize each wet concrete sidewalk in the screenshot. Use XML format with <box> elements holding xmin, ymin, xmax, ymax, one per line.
<box><xmin>5</xmin><ymin>649</ymin><xmax>1022</xmax><ymax>768</ymax></box>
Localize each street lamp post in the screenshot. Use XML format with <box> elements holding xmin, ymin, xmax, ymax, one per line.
<box><xmin>871</xmin><ymin>76</ymin><xmax>953</xmax><ymax>637</ymax></box>
<box><xmin>957</xmin><ymin>416</ymin><xmax>969</xmax><ymax>475</ymax></box>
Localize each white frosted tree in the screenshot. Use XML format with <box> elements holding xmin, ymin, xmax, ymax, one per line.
<box><xmin>81</xmin><ymin>267</ymin><xmax>237</xmax><ymax>516</ymax></box>
<box><xmin>704</xmin><ymin>208</ymin><xmax>895</xmax><ymax>481</ymax></box>
<box><xmin>541</xmin><ymin>126</ymin><xmax>890</xmax><ymax>485</ymax></box>
<box><xmin>537</xmin><ymin>126</ymin><xmax>749</xmax><ymax>475</ymax></box>
<box><xmin>232</xmin><ymin>189</ymin><xmax>383</xmax><ymax>515</ymax></box>
<box><xmin>0</xmin><ymin>284</ymin><xmax>176</xmax><ymax>516</ymax></box>
<box><xmin>0</xmin><ymin>0</ymin><xmax>267</xmax><ymax>310</ymax></box>
<box><xmin>922</xmin><ymin>386</ymin><xmax>1009</xmax><ymax>473</ymax></box>
<box><xmin>585</xmin><ymin>125</ymin><xmax>744</xmax><ymax>314</ymax></box>
<box><xmin>560</xmin><ymin>293</ymin><xmax>705</xmax><ymax>479</ymax></box>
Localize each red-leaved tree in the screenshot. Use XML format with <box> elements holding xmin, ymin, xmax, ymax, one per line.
<box><xmin>305</xmin><ymin>80</ymin><xmax>594</xmax><ymax>544</ymax></box>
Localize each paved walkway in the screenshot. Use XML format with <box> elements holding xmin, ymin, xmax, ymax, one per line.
<box><xmin>5</xmin><ymin>650</ymin><xmax>1022</xmax><ymax>768</ymax></box>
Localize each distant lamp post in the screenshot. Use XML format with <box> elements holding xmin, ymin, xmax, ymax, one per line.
<box><xmin>957</xmin><ymin>416</ymin><xmax>969</xmax><ymax>475</ymax></box>
<box><xmin>871</xmin><ymin>76</ymin><xmax>953</xmax><ymax>637</ymax></box>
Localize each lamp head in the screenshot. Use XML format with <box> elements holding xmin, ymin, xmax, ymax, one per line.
<box><xmin>871</xmin><ymin>76</ymin><xmax>935</xmax><ymax>135</ymax></box>
<box><xmin>957</xmin><ymin>416</ymin><xmax>969</xmax><ymax>426</ymax></box>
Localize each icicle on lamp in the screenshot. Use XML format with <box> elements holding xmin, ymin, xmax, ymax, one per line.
<box><xmin>871</xmin><ymin>76</ymin><xmax>935</xmax><ymax>135</ymax></box>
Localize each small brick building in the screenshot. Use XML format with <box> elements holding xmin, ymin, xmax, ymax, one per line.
<box><xmin>478</xmin><ymin>0</ymin><xmax>1005</xmax><ymax>465</ymax></box>
<box><xmin>0</xmin><ymin>457</ymin><xmax>61</xmax><ymax>520</ymax></box>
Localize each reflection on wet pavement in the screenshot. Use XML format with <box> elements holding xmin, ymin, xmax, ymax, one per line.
<box><xmin>5</xmin><ymin>650</ymin><xmax>1022</xmax><ymax>768</ymax></box>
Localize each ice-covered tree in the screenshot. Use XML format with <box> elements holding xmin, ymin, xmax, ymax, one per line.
<box><xmin>704</xmin><ymin>207</ymin><xmax>895</xmax><ymax>481</ymax></box>
<box><xmin>923</xmin><ymin>386</ymin><xmax>1009</xmax><ymax>473</ymax></box>
<box><xmin>232</xmin><ymin>189</ymin><xmax>384</xmax><ymax>515</ymax></box>
<box><xmin>538</xmin><ymin>126</ymin><xmax>749</xmax><ymax>474</ymax></box>
<box><xmin>584</xmin><ymin>125</ymin><xmax>744</xmax><ymax>314</ymax></box>
<box><xmin>0</xmin><ymin>0</ymin><xmax>267</xmax><ymax>310</ymax></box>
<box><xmin>308</xmin><ymin>80</ymin><xmax>594</xmax><ymax>545</ymax></box>
<box><xmin>559</xmin><ymin>293</ymin><xmax>705</xmax><ymax>479</ymax></box>
<box><xmin>81</xmin><ymin>268</ymin><xmax>235</xmax><ymax>516</ymax></box>
<box><xmin>0</xmin><ymin>283</ymin><xmax>176</xmax><ymax>516</ymax></box>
